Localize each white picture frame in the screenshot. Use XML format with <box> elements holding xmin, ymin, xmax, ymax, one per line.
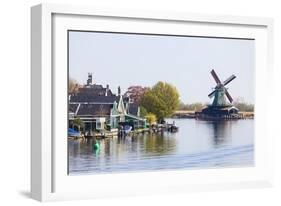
<box><xmin>31</xmin><ymin>3</ymin><xmax>274</xmax><ymax>202</ymax></box>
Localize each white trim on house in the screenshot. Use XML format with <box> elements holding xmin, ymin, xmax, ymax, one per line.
<box><xmin>74</xmin><ymin>103</ymin><xmax>81</xmax><ymax>115</ymax></box>
<box><xmin>117</xmin><ymin>95</ymin><xmax>127</xmax><ymax>115</ymax></box>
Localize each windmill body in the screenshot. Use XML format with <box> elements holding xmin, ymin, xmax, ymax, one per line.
<box><xmin>212</xmin><ymin>85</ymin><xmax>227</xmax><ymax>106</ymax></box>
<box><xmin>196</xmin><ymin>69</ymin><xmax>242</xmax><ymax>120</ymax></box>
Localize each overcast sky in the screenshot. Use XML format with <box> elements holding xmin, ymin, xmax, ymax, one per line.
<box><xmin>69</xmin><ymin>31</ymin><xmax>255</xmax><ymax>104</ymax></box>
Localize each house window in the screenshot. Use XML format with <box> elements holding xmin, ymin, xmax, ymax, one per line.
<box><xmin>96</xmin><ymin>122</ymin><xmax>101</xmax><ymax>129</ymax></box>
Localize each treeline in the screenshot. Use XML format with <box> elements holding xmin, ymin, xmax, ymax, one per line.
<box><xmin>233</xmin><ymin>102</ymin><xmax>254</xmax><ymax>112</ymax></box>
<box><xmin>178</xmin><ymin>102</ymin><xmax>206</xmax><ymax>111</ymax></box>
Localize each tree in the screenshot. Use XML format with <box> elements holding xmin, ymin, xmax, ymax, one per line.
<box><xmin>139</xmin><ymin>106</ymin><xmax>148</xmax><ymax>118</ymax></box>
<box><xmin>145</xmin><ymin>113</ymin><xmax>157</xmax><ymax>125</ymax></box>
<box><xmin>178</xmin><ymin>102</ymin><xmax>187</xmax><ymax>110</ymax></box>
<box><xmin>69</xmin><ymin>78</ymin><xmax>80</xmax><ymax>94</ymax></box>
<box><xmin>141</xmin><ymin>81</ymin><xmax>180</xmax><ymax>121</ymax></box>
<box><xmin>124</xmin><ymin>85</ymin><xmax>148</xmax><ymax>104</ymax></box>
<box><xmin>178</xmin><ymin>102</ymin><xmax>205</xmax><ymax>111</ymax></box>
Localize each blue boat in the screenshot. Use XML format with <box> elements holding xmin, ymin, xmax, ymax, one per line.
<box><xmin>124</xmin><ymin>125</ymin><xmax>132</xmax><ymax>134</ymax></box>
<box><xmin>68</xmin><ymin>128</ymin><xmax>81</xmax><ymax>137</ymax></box>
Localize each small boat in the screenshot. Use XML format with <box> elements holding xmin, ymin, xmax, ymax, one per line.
<box><xmin>167</xmin><ymin>125</ymin><xmax>179</xmax><ymax>133</ymax></box>
<box><xmin>124</xmin><ymin>125</ymin><xmax>132</xmax><ymax>134</ymax></box>
<box><xmin>68</xmin><ymin>128</ymin><xmax>81</xmax><ymax>138</ymax></box>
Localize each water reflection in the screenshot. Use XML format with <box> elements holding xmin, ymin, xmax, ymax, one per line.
<box><xmin>68</xmin><ymin>119</ymin><xmax>254</xmax><ymax>175</ymax></box>
<box><xmin>210</xmin><ymin>121</ymin><xmax>235</xmax><ymax>147</ymax></box>
<box><xmin>141</xmin><ymin>133</ymin><xmax>173</xmax><ymax>155</ymax></box>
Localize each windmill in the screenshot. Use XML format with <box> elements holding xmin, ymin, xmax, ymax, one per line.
<box><xmin>208</xmin><ymin>69</ymin><xmax>236</xmax><ymax>107</ymax></box>
<box><xmin>196</xmin><ymin>69</ymin><xmax>241</xmax><ymax>119</ymax></box>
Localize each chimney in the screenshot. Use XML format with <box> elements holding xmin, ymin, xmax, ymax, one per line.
<box><xmin>118</xmin><ymin>86</ymin><xmax>121</xmax><ymax>96</ymax></box>
<box><xmin>105</xmin><ymin>84</ymin><xmax>109</xmax><ymax>96</ymax></box>
<box><xmin>87</xmin><ymin>73</ymin><xmax>93</xmax><ymax>85</ymax></box>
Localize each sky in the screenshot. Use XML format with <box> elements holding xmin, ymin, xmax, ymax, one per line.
<box><xmin>69</xmin><ymin>31</ymin><xmax>255</xmax><ymax>104</ymax></box>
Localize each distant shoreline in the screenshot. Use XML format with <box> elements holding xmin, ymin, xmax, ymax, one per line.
<box><xmin>172</xmin><ymin>110</ymin><xmax>254</xmax><ymax>119</ymax></box>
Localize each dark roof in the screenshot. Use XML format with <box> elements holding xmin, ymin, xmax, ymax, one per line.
<box><xmin>89</xmin><ymin>84</ymin><xmax>103</xmax><ymax>89</ymax></box>
<box><xmin>70</xmin><ymin>94</ymin><xmax>120</xmax><ymax>103</ymax></box>
<box><xmin>76</xmin><ymin>104</ymin><xmax>113</xmax><ymax>116</ymax></box>
<box><xmin>128</xmin><ymin>104</ymin><xmax>139</xmax><ymax>116</ymax></box>
<box><xmin>78</xmin><ymin>85</ymin><xmax>113</xmax><ymax>96</ymax></box>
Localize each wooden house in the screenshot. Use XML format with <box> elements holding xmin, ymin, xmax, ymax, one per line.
<box><xmin>69</xmin><ymin>74</ymin><xmax>146</xmax><ymax>133</ymax></box>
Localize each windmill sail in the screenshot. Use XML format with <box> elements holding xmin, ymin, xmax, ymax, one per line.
<box><xmin>211</xmin><ymin>69</ymin><xmax>222</xmax><ymax>84</ymax></box>
<box><xmin>225</xmin><ymin>89</ymin><xmax>233</xmax><ymax>103</ymax></box>
<box><xmin>208</xmin><ymin>90</ymin><xmax>216</xmax><ymax>98</ymax></box>
<box><xmin>223</xmin><ymin>74</ymin><xmax>236</xmax><ymax>86</ymax></box>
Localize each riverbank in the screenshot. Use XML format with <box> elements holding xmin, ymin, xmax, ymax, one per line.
<box><xmin>68</xmin><ymin>123</ymin><xmax>179</xmax><ymax>140</ymax></box>
<box><xmin>172</xmin><ymin>110</ymin><xmax>254</xmax><ymax>119</ymax></box>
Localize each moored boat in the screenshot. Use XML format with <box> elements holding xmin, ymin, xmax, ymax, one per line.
<box><xmin>124</xmin><ymin>125</ymin><xmax>132</xmax><ymax>134</ymax></box>
<box><xmin>68</xmin><ymin>128</ymin><xmax>81</xmax><ymax>138</ymax></box>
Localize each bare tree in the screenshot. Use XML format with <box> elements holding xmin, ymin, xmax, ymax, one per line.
<box><xmin>125</xmin><ymin>85</ymin><xmax>148</xmax><ymax>104</ymax></box>
<box><xmin>69</xmin><ymin>77</ymin><xmax>80</xmax><ymax>94</ymax></box>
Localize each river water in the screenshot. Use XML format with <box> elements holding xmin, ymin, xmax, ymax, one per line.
<box><xmin>68</xmin><ymin>118</ymin><xmax>254</xmax><ymax>175</ymax></box>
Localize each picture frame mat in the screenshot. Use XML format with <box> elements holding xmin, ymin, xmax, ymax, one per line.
<box><xmin>31</xmin><ymin>4</ymin><xmax>274</xmax><ymax>201</ymax></box>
